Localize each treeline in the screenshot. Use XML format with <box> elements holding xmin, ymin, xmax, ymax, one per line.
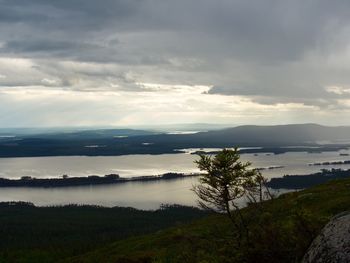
<box><xmin>309</xmin><ymin>160</ymin><xmax>350</xmax><ymax>166</ymax></box>
<box><xmin>267</xmin><ymin>168</ymin><xmax>350</xmax><ymax>189</ymax></box>
<box><xmin>0</xmin><ymin>172</ymin><xmax>198</xmax><ymax>188</ymax></box>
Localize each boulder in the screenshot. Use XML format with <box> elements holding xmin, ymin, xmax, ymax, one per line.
<box><xmin>302</xmin><ymin>211</ymin><xmax>350</xmax><ymax>263</ymax></box>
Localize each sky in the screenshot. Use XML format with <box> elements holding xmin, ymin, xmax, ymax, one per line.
<box><xmin>1</xmin><ymin>0</ymin><xmax>350</xmax><ymax>127</ymax></box>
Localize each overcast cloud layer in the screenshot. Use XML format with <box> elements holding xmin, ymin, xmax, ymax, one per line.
<box><xmin>1</xmin><ymin>0</ymin><xmax>350</xmax><ymax>127</ymax></box>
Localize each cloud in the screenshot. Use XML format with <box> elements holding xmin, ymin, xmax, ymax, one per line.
<box><xmin>325</xmin><ymin>86</ymin><xmax>350</xmax><ymax>95</ymax></box>
<box><xmin>1</xmin><ymin>0</ymin><xmax>350</xmax><ymax>125</ymax></box>
<box><xmin>0</xmin><ymin>86</ymin><xmax>325</xmax><ymax>127</ymax></box>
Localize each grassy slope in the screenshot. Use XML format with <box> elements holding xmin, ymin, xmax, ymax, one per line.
<box><xmin>66</xmin><ymin>178</ymin><xmax>350</xmax><ymax>263</ymax></box>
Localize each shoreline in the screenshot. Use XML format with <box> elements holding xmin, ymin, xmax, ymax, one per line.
<box><xmin>267</xmin><ymin>168</ymin><xmax>350</xmax><ymax>189</ymax></box>
<box><xmin>0</xmin><ymin>172</ymin><xmax>201</xmax><ymax>188</ymax></box>
<box><xmin>0</xmin><ymin>145</ymin><xmax>348</xmax><ymax>159</ymax></box>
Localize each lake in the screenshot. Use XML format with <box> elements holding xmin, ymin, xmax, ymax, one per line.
<box><xmin>0</xmin><ymin>149</ymin><xmax>349</xmax><ymax>209</ymax></box>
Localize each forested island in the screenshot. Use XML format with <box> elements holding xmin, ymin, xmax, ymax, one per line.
<box><xmin>267</xmin><ymin>168</ymin><xmax>350</xmax><ymax>189</ymax></box>
<box><xmin>0</xmin><ymin>172</ymin><xmax>199</xmax><ymax>188</ymax></box>
<box><xmin>3</xmin><ymin>168</ymin><xmax>350</xmax><ymax>189</ymax></box>
<box><xmin>309</xmin><ymin>160</ymin><xmax>350</xmax><ymax>166</ymax></box>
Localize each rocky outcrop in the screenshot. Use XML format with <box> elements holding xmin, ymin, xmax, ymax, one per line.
<box><xmin>302</xmin><ymin>211</ymin><xmax>350</xmax><ymax>263</ymax></box>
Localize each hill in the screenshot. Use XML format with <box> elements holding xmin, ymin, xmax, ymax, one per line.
<box><xmin>172</xmin><ymin>123</ymin><xmax>350</xmax><ymax>146</ymax></box>
<box><xmin>103</xmin><ymin>123</ymin><xmax>350</xmax><ymax>148</ymax></box>
<box><xmin>64</xmin><ymin>178</ymin><xmax>350</xmax><ymax>263</ymax></box>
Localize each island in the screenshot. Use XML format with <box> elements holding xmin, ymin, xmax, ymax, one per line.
<box><xmin>308</xmin><ymin>160</ymin><xmax>350</xmax><ymax>166</ymax></box>
<box><xmin>257</xmin><ymin>165</ymin><xmax>285</xmax><ymax>171</ymax></box>
<box><xmin>0</xmin><ymin>172</ymin><xmax>200</xmax><ymax>188</ymax></box>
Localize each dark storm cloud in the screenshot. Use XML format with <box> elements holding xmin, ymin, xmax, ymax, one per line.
<box><xmin>0</xmin><ymin>3</ymin><xmax>50</xmax><ymax>23</ymax></box>
<box><xmin>4</xmin><ymin>40</ymin><xmax>92</xmax><ymax>53</ymax></box>
<box><xmin>1</xmin><ymin>0</ymin><xmax>350</xmax><ymax>107</ymax></box>
<box><xmin>1</xmin><ymin>0</ymin><xmax>346</xmax><ymax>60</ymax></box>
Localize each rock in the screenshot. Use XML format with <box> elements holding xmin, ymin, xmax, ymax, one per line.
<box><xmin>302</xmin><ymin>211</ymin><xmax>350</xmax><ymax>263</ymax></box>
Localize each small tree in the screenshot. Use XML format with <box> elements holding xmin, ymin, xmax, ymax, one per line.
<box><xmin>244</xmin><ymin>170</ymin><xmax>274</xmax><ymax>205</ymax></box>
<box><xmin>192</xmin><ymin>148</ymin><xmax>270</xmax><ymax>239</ymax></box>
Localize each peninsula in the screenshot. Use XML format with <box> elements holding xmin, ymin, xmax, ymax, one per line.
<box><xmin>0</xmin><ymin>172</ymin><xmax>200</xmax><ymax>188</ymax></box>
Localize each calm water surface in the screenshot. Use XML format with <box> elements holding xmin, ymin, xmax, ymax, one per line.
<box><xmin>0</xmin><ymin>149</ymin><xmax>349</xmax><ymax>209</ymax></box>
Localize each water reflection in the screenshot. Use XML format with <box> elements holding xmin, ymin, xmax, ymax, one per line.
<box><xmin>0</xmin><ymin>177</ymin><xmax>199</xmax><ymax>210</ymax></box>
<box><xmin>0</xmin><ymin>149</ymin><xmax>349</xmax><ymax>209</ymax></box>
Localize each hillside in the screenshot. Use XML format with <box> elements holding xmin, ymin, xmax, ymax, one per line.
<box><xmin>64</xmin><ymin>178</ymin><xmax>350</xmax><ymax>263</ymax></box>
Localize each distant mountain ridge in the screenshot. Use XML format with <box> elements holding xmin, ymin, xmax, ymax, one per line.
<box><xmin>0</xmin><ymin>124</ymin><xmax>350</xmax><ymax>157</ymax></box>
<box><xmin>191</xmin><ymin>123</ymin><xmax>350</xmax><ymax>146</ymax></box>
<box><xmin>0</xmin><ymin>128</ymin><xmax>158</xmax><ymax>138</ymax></box>
<box><xmin>31</xmin><ymin>129</ymin><xmax>158</xmax><ymax>140</ymax></box>
<box><xmin>3</xmin><ymin>123</ymin><xmax>350</xmax><ymax>146</ymax></box>
<box><xmin>125</xmin><ymin>123</ymin><xmax>350</xmax><ymax>147</ymax></box>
